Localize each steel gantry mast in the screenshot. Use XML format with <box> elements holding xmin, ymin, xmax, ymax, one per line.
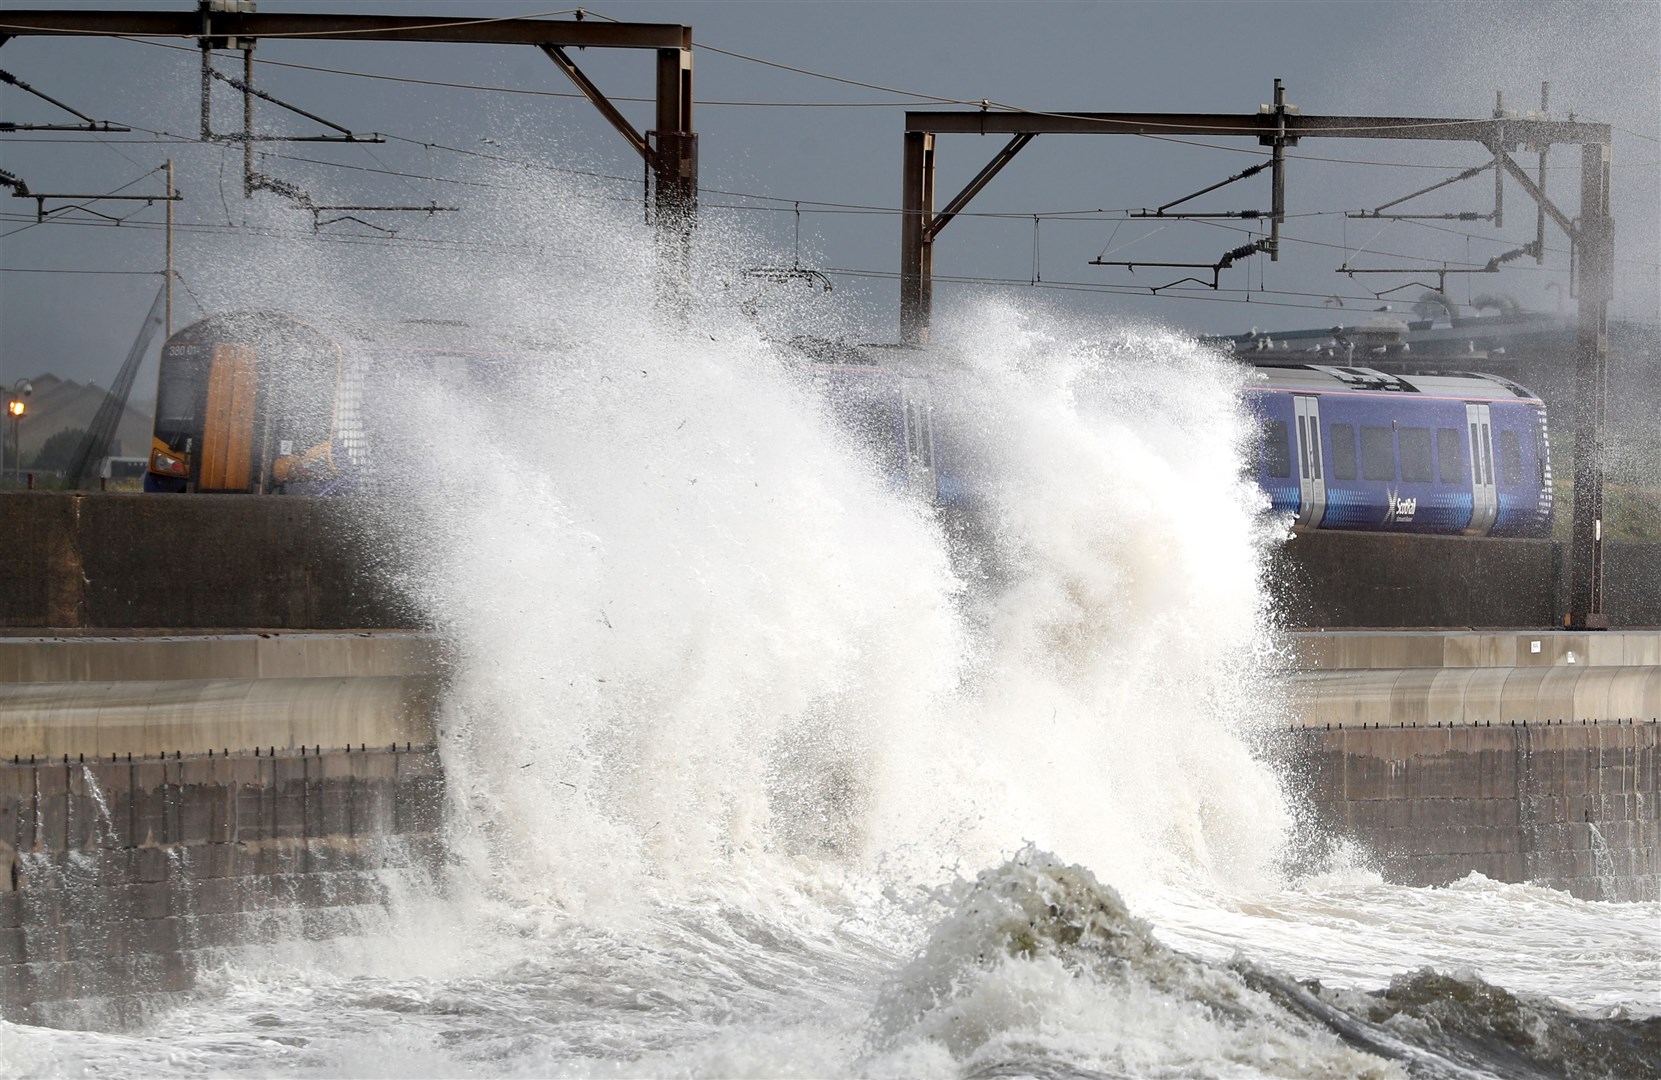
<box><xmin>900</xmin><ymin>82</ymin><xmax>1615</xmax><ymax>630</ymax></box>
<box><xmin>0</xmin><ymin>4</ymin><xmax>697</xmax><ymax>246</ymax></box>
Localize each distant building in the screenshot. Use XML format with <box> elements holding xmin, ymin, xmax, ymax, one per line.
<box><xmin>9</xmin><ymin>373</ymin><xmax>152</xmax><ymax>461</ymax></box>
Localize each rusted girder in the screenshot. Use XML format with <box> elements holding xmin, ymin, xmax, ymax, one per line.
<box><xmin>541</xmin><ymin>45</ymin><xmax>650</xmax><ymax>163</ymax></box>
<box><xmin>925</xmin><ymin>133</ymin><xmax>1034</xmax><ymax>243</ymax></box>
<box><xmin>904</xmin><ymin>109</ymin><xmax>1611</xmax><ymax>146</ymax></box>
<box><xmin>0</xmin><ymin>10</ymin><xmax>690</xmax><ymax>49</ymax></box>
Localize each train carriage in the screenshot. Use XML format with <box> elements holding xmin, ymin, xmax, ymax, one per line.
<box><xmin>1245</xmin><ymin>364</ymin><xmax>1552</xmax><ymax>537</ymax></box>
<box><xmin>143</xmin><ymin>314</ymin><xmax>1553</xmax><ymax>539</ymax></box>
<box><xmin>144</xmin><ymin>313</ymin><xmax>535</xmax><ymax>495</ymax></box>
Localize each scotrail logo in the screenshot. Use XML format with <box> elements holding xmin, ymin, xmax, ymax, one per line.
<box><xmin>1383</xmin><ymin>488</ymin><xmax>1417</xmax><ymax>524</ymax></box>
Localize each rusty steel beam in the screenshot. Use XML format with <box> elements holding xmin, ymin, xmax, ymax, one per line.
<box><xmin>0</xmin><ymin>10</ymin><xmax>690</xmax><ymax>49</ymax></box>
<box><xmin>0</xmin><ymin>7</ymin><xmax>698</xmax><ymax>283</ymax></box>
<box><xmin>541</xmin><ymin>45</ymin><xmax>650</xmax><ymax>162</ymax></box>
<box><xmin>905</xmin><ymin>109</ymin><xmax>1611</xmax><ymax>146</ymax></box>
<box><xmin>925</xmin><ymin>133</ymin><xmax>1034</xmax><ymax>243</ymax></box>
<box><xmin>1497</xmin><ymin>151</ymin><xmax>1577</xmax><ymax>239</ymax></box>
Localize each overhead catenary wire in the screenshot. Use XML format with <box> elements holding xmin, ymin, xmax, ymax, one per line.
<box><xmin>5</xmin><ymin>122</ymin><xmax>1650</xmax><ymax>274</ymax></box>
<box><xmin>94</xmin><ymin>35</ymin><xmax>1648</xmax><ymax>172</ymax></box>
<box><xmin>128</xmin><ymin>37</ymin><xmax>910</xmax><ymax>108</ymax></box>
<box><xmin>4</xmin><ymin>17</ymin><xmax>1652</xmax><ymax>325</ymax></box>
<box><xmin>0</xmin><ymin>266</ymin><xmax>165</xmax><ymax>274</ymax></box>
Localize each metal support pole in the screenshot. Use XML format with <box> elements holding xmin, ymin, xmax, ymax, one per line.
<box><xmin>165</xmin><ymin>158</ymin><xmax>174</xmax><ymax>336</ymax></box>
<box><xmin>926</xmin><ymin>133</ymin><xmax>1034</xmax><ymax>242</ymax></box>
<box><xmin>1492</xmin><ymin>91</ymin><xmax>1505</xmax><ymax>229</ymax></box>
<box><xmin>900</xmin><ymin>130</ymin><xmax>935</xmax><ymax>345</ymax></box>
<box><xmin>1535</xmin><ymin>82</ymin><xmax>1549</xmax><ymax>265</ymax></box>
<box><xmin>1268</xmin><ymin>79</ymin><xmax>1287</xmax><ymax>261</ymax></box>
<box><xmin>199</xmin><ymin>43</ymin><xmax>212</xmax><ymax>141</ymax></box>
<box><xmin>648</xmin><ymin>41</ymin><xmax>695</xmax><ymax>315</ymax></box>
<box><xmin>242</xmin><ymin>47</ymin><xmax>254</xmax><ymax>196</ymax></box>
<box><xmin>1567</xmin><ymin>140</ymin><xmax>1613</xmax><ymax>629</ymax></box>
<box><xmin>650</xmin><ymin>44</ymin><xmax>695</xmax><ymax>224</ymax></box>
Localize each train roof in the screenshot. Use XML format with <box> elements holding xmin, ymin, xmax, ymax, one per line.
<box><xmin>1247</xmin><ymin>363</ymin><xmax>1542</xmax><ymax>402</ymax></box>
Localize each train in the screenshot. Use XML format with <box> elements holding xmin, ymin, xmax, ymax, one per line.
<box><xmin>1244</xmin><ymin>364</ymin><xmax>1552</xmax><ymax>536</ymax></box>
<box><xmin>143</xmin><ymin>314</ymin><xmax>1553</xmax><ymax>537</ymax></box>
<box><xmin>144</xmin><ymin>312</ymin><xmax>528</xmax><ymax>495</ymax></box>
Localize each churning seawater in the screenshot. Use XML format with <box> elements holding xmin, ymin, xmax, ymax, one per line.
<box><xmin>4</xmin><ymin>170</ymin><xmax>1656</xmax><ymax>1079</ymax></box>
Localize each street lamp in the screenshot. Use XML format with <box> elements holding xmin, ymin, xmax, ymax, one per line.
<box><xmin>4</xmin><ymin>380</ymin><xmax>31</xmax><ymax>482</ymax></box>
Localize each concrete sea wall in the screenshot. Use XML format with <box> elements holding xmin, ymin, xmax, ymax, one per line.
<box><xmin>1282</xmin><ymin>630</ymin><xmax>1660</xmax><ymax>902</ymax></box>
<box><xmin>0</xmin><ymin>492</ymin><xmax>411</xmax><ymax>630</ymax></box>
<box><xmin>4</xmin><ymin>492</ymin><xmax>1659</xmax><ymax>630</ymax></box>
<box><xmin>0</xmin><ymin>748</ymin><xmax>443</xmax><ymax>1028</ymax></box>
<box><xmin>0</xmin><ymin>633</ymin><xmax>446</xmax><ymax>1026</ymax></box>
<box><xmin>1287</xmin><ymin>721</ymin><xmax>1655</xmax><ymax>902</ymax></box>
<box><xmin>2</xmin><ymin>490</ymin><xmax>1657</xmax><ymax>1023</ymax></box>
<box><xmin>1273</xmin><ymin>532</ymin><xmax>1661</xmax><ymax>629</ymax></box>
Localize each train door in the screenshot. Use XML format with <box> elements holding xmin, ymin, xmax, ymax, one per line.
<box><xmin>899</xmin><ymin>377</ymin><xmax>936</xmax><ymax>501</ymax></box>
<box><xmin>1292</xmin><ymin>395</ymin><xmax>1326</xmax><ymax>529</ymax></box>
<box><xmin>198</xmin><ymin>342</ymin><xmax>258</xmax><ymax>492</ymax></box>
<box><xmin>1464</xmin><ymin>402</ymin><xmax>1498</xmax><ymax>535</ymax></box>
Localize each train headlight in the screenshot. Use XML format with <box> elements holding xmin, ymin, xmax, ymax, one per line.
<box><xmin>149</xmin><ymin>448</ymin><xmax>188</xmax><ymax>476</ymax></box>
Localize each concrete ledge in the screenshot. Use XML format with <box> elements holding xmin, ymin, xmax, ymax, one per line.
<box><xmin>0</xmin><ymin>634</ymin><xmax>445</xmax><ymax>759</ymax></box>
<box><xmin>0</xmin><ymin>677</ymin><xmax>438</xmax><ymax>760</ymax></box>
<box><xmin>1288</xmin><ymin>629</ymin><xmax>1661</xmax><ymax>671</ymax></box>
<box><xmin>0</xmin><ymin>632</ymin><xmax>443</xmax><ymax>683</ymax></box>
<box><xmin>1287</xmin><ymin>668</ymin><xmax>1661</xmax><ymax>728</ymax></box>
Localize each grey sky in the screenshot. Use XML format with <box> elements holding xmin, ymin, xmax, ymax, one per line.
<box><xmin>1</xmin><ymin>0</ymin><xmax>1656</xmax><ymax>391</ymax></box>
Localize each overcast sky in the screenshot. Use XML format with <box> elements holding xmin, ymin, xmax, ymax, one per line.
<box><xmin>1</xmin><ymin>0</ymin><xmax>1656</xmax><ymax>393</ymax></box>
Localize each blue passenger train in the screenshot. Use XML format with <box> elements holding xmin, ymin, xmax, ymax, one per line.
<box><xmin>1243</xmin><ymin>364</ymin><xmax>1551</xmax><ymax>536</ymax></box>
<box><xmin>143</xmin><ymin>315</ymin><xmax>1552</xmax><ymax>537</ymax></box>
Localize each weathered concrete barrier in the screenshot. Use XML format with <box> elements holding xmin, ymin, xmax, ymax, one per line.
<box><xmin>5</xmin><ymin>492</ymin><xmax>1660</xmax><ymax>630</ymax></box>
<box><xmin>0</xmin><ymin>633</ymin><xmax>443</xmax><ymax>760</ymax></box>
<box><xmin>0</xmin><ymin>492</ymin><xmax>412</xmax><ymax>630</ymax></box>
<box><xmin>0</xmin><ymin>747</ymin><xmax>443</xmax><ymax>1028</ymax></box>
<box><xmin>0</xmin><ymin>632</ymin><xmax>449</xmax><ymax>1025</ymax></box>
<box><xmin>1286</xmin><ymin>721</ymin><xmax>1657</xmax><ymax>902</ymax></box>
<box><xmin>1272</xmin><ymin>532</ymin><xmax>1661</xmax><ymax>629</ymax></box>
<box><xmin>1285</xmin><ymin>630</ymin><xmax>1660</xmax><ymax>901</ymax></box>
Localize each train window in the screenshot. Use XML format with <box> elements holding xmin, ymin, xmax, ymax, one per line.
<box><xmin>1329</xmin><ymin>423</ymin><xmax>1357</xmax><ymax>481</ymax></box>
<box><xmin>1497</xmin><ymin>430</ymin><xmax>1523</xmax><ymax>486</ymax></box>
<box><xmin>1361</xmin><ymin>425</ymin><xmax>1396</xmax><ymax>481</ymax></box>
<box><xmin>835</xmin><ymin>387</ymin><xmax>901</xmax><ymax>464</ymax></box>
<box><xmin>1399</xmin><ymin>427</ymin><xmax>1433</xmax><ymax>483</ymax></box>
<box><xmin>1438</xmin><ymin>428</ymin><xmax>1464</xmax><ymax>483</ymax></box>
<box><xmin>157</xmin><ymin>365</ymin><xmax>198</xmax><ymax>428</ymax></box>
<box><xmin>1296</xmin><ymin>416</ymin><xmax>1309</xmax><ymax>479</ymax></box>
<box><xmin>1262</xmin><ymin>419</ymin><xmax>1291</xmax><ymax>478</ymax></box>
<box><xmin>904</xmin><ymin>400</ymin><xmax>934</xmax><ymax>471</ymax></box>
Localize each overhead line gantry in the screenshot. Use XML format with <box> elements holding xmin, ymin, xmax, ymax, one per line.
<box><xmin>903</xmin><ymin>82</ymin><xmax>1615</xmax><ymax>631</ymax></box>
<box><xmin>0</xmin><ymin>5</ymin><xmax>698</xmax><ymax>240</ymax></box>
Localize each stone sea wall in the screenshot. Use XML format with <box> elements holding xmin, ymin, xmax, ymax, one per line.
<box><xmin>0</xmin><ymin>747</ymin><xmax>444</xmax><ymax>1028</ymax></box>
<box><xmin>1281</xmin><ymin>630</ymin><xmax>1659</xmax><ymax>901</ymax></box>
<box><xmin>1287</xmin><ymin>720</ymin><xmax>1657</xmax><ymax>902</ymax></box>
<box><xmin>4</xmin><ymin>492</ymin><xmax>1658</xmax><ymax>631</ymax></box>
